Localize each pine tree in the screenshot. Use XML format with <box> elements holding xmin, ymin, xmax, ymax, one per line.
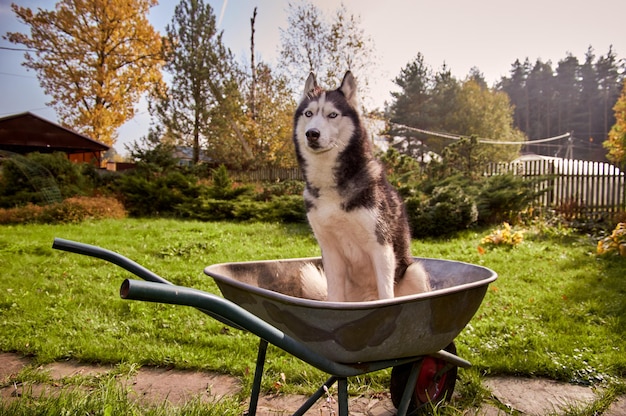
<box><xmin>498</xmin><ymin>47</ymin><xmax>624</xmax><ymax>161</ymax></box>
<box><xmin>151</xmin><ymin>0</ymin><xmax>247</xmax><ymax>166</ymax></box>
<box><xmin>554</xmin><ymin>54</ymin><xmax>580</xmax><ymax>135</ymax></box>
<box><xmin>499</xmin><ymin>59</ymin><xmax>530</xmax><ymax>136</ymax></box>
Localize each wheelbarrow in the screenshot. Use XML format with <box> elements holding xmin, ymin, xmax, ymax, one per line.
<box><xmin>53</xmin><ymin>238</ymin><xmax>497</xmax><ymax>416</ymax></box>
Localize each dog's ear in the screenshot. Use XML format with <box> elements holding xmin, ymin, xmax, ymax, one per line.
<box><xmin>338</xmin><ymin>71</ymin><xmax>358</xmax><ymax>109</ymax></box>
<box><xmin>303</xmin><ymin>73</ymin><xmax>318</xmax><ymax>99</ymax></box>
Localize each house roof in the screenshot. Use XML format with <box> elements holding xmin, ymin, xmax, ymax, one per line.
<box><xmin>0</xmin><ymin>112</ymin><xmax>109</xmax><ymax>155</ymax></box>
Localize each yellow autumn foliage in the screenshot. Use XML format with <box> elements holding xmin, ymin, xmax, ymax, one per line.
<box><xmin>480</xmin><ymin>222</ymin><xmax>524</xmax><ymax>249</ymax></box>
<box><xmin>597</xmin><ymin>222</ymin><xmax>626</xmax><ymax>257</ymax></box>
<box><xmin>6</xmin><ymin>0</ymin><xmax>164</xmax><ymax>146</ymax></box>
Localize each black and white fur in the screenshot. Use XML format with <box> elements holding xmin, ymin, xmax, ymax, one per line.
<box><xmin>294</xmin><ymin>71</ymin><xmax>431</xmax><ymax>302</ymax></box>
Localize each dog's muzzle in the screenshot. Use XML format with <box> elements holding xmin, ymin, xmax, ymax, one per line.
<box><xmin>306</xmin><ymin>128</ymin><xmax>321</xmax><ymax>149</ymax></box>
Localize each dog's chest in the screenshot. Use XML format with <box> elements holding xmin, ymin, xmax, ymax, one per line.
<box><xmin>307</xmin><ymin>192</ymin><xmax>377</xmax><ymax>245</ymax></box>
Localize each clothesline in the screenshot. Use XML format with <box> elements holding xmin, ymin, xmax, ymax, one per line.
<box><xmin>391</xmin><ymin>123</ymin><xmax>571</xmax><ymax>145</ymax></box>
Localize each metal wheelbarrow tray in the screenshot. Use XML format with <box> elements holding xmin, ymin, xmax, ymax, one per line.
<box><xmin>53</xmin><ymin>238</ymin><xmax>497</xmax><ymax>416</ymax></box>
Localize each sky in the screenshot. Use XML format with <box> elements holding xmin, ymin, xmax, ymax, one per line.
<box><xmin>1</xmin><ymin>0</ymin><xmax>625</xmax><ymax>154</ymax></box>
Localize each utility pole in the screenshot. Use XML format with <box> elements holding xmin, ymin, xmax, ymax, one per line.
<box><xmin>250</xmin><ymin>7</ymin><xmax>257</xmax><ymax>121</ymax></box>
<box><xmin>564</xmin><ymin>131</ymin><xmax>574</xmax><ymax>160</ymax></box>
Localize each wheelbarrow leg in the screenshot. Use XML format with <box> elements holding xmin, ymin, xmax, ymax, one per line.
<box><xmin>396</xmin><ymin>360</ymin><xmax>422</xmax><ymax>416</ymax></box>
<box><xmin>248</xmin><ymin>338</ymin><xmax>268</xmax><ymax>416</ymax></box>
<box><xmin>293</xmin><ymin>376</ymin><xmax>338</xmax><ymax>416</ymax></box>
<box><xmin>337</xmin><ymin>377</ymin><xmax>349</xmax><ymax>416</ymax></box>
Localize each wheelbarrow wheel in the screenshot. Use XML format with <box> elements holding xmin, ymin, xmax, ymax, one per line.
<box><xmin>389</xmin><ymin>342</ymin><xmax>458</xmax><ymax>415</ymax></box>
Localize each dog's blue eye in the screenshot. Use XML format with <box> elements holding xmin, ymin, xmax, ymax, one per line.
<box><xmin>328</xmin><ymin>112</ymin><xmax>338</xmax><ymax>119</ymax></box>
<box><xmin>304</xmin><ymin>110</ymin><xmax>313</xmax><ymax>117</ymax></box>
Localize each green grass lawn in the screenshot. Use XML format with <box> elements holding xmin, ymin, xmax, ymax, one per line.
<box><xmin>1</xmin><ymin>218</ymin><xmax>625</xmax><ymax>414</ymax></box>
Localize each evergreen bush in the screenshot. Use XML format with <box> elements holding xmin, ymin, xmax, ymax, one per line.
<box><xmin>0</xmin><ymin>152</ymin><xmax>96</xmax><ymax>208</ymax></box>
<box><xmin>406</xmin><ymin>184</ymin><xmax>478</xmax><ymax>238</ymax></box>
<box><xmin>476</xmin><ymin>174</ymin><xmax>543</xmax><ymax>225</ymax></box>
<box><xmin>207</xmin><ymin>164</ymin><xmax>253</xmax><ymax>200</ymax></box>
<box><xmin>114</xmin><ymin>170</ymin><xmax>200</xmax><ymax>217</ymax></box>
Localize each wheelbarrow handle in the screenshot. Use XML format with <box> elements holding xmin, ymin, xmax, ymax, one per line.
<box><xmin>53</xmin><ymin>238</ymin><xmax>171</xmax><ymax>285</ymax></box>
<box><xmin>52</xmin><ymin>237</ymin><xmax>247</xmax><ymax>330</ymax></box>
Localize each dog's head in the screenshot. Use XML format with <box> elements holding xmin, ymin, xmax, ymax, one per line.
<box><xmin>293</xmin><ymin>71</ymin><xmax>359</xmax><ymax>155</ymax></box>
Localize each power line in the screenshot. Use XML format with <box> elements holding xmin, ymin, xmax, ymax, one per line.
<box><xmin>0</xmin><ymin>71</ymin><xmax>37</xmax><ymax>79</ymax></box>
<box><xmin>392</xmin><ymin>123</ymin><xmax>571</xmax><ymax>145</ymax></box>
<box><xmin>0</xmin><ymin>46</ymin><xmax>38</xmax><ymax>52</ymax></box>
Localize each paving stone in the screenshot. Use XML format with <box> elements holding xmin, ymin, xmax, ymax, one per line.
<box><xmin>604</xmin><ymin>395</ymin><xmax>626</xmax><ymax>416</ymax></box>
<box><xmin>0</xmin><ymin>353</ymin><xmax>30</xmax><ymax>383</ymax></box>
<box><xmin>128</xmin><ymin>366</ymin><xmax>241</xmax><ymax>406</ymax></box>
<box><xmin>484</xmin><ymin>376</ymin><xmax>598</xmax><ymax>415</ymax></box>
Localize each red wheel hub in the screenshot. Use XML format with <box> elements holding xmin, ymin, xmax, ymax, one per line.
<box><xmin>416</xmin><ymin>357</ymin><xmax>448</xmax><ymax>403</ymax></box>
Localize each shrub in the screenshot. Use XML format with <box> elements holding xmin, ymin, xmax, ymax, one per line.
<box><xmin>255</xmin><ymin>180</ymin><xmax>304</xmax><ymax>201</ymax></box>
<box><xmin>176</xmin><ymin>194</ymin><xmax>306</xmax><ymax>223</ymax></box>
<box><xmin>176</xmin><ymin>198</ymin><xmax>236</xmax><ymax>221</ymax></box>
<box><xmin>597</xmin><ymin>223</ymin><xmax>626</xmax><ymax>257</ymax></box>
<box><xmin>476</xmin><ymin>174</ymin><xmax>542</xmax><ymax>225</ymax></box>
<box><xmin>235</xmin><ymin>195</ymin><xmax>306</xmax><ymax>223</ymax></box>
<box><xmin>207</xmin><ymin>165</ymin><xmax>253</xmax><ymax>200</ymax></box>
<box><xmin>406</xmin><ymin>184</ymin><xmax>478</xmax><ymax>238</ymax></box>
<box><xmin>0</xmin><ymin>196</ymin><xmax>126</xmax><ymax>224</ymax></box>
<box><xmin>0</xmin><ymin>152</ymin><xmax>98</xmax><ymax>208</ymax></box>
<box><xmin>378</xmin><ymin>147</ymin><xmax>424</xmax><ymax>198</ymax></box>
<box><xmin>264</xmin><ymin>195</ymin><xmax>306</xmax><ymax>222</ymax></box>
<box><xmin>64</xmin><ymin>196</ymin><xmax>126</xmax><ymax>220</ymax></box>
<box><xmin>0</xmin><ymin>203</ymin><xmax>45</xmax><ymax>224</ymax></box>
<box><xmin>114</xmin><ymin>170</ymin><xmax>201</xmax><ymax>217</ymax></box>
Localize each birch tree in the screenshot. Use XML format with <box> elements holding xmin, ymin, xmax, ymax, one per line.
<box><xmin>278</xmin><ymin>1</ymin><xmax>377</xmax><ymax>108</ymax></box>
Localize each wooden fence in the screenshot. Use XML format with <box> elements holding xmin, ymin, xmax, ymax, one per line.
<box><xmin>232</xmin><ymin>167</ymin><xmax>304</xmax><ymax>182</ymax></box>
<box><xmin>485</xmin><ymin>159</ymin><xmax>626</xmax><ymax>220</ymax></box>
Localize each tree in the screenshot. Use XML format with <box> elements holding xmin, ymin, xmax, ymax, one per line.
<box><xmin>278</xmin><ymin>1</ymin><xmax>326</xmax><ymax>84</ymax></box>
<box><xmin>554</xmin><ymin>54</ymin><xmax>580</xmax><ymax>135</ymax></box>
<box><xmin>604</xmin><ymin>80</ymin><xmax>626</xmax><ymax>168</ymax></box>
<box><xmin>446</xmin><ymin>79</ymin><xmax>525</xmax><ymax>164</ymax></box>
<box><xmin>240</xmin><ymin>63</ymin><xmax>297</xmax><ymax>168</ymax></box>
<box><xmin>387</xmin><ymin>54</ymin><xmax>441</xmax><ymax>159</ymax></box>
<box><xmin>420</xmin><ymin>65</ymin><xmax>461</xmax><ymax>156</ymax></box>
<box><xmin>596</xmin><ymin>46</ymin><xmax>623</xmax><ymax>139</ymax></box>
<box><xmin>151</xmin><ymin>0</ymin><xmax>249</xmax><ymax>166</ymax></box>
<box><xmin>241</xmin><ymin>8</ymin><xmax>297</xmax><ymax>168</ymax></box>
<box><xmin>5</xmin><ymin>0</ymin><xmax>163</xmax><ymax>146</ymax></box>
<box><xmin>388</xmin><ymin>55</ymin><xmax>524</xmax><ymax>165</ymax></box>
<box><xmin>525</xmin><ymin>59</ymin><xmax>555</xmax><ymax>154</ymax></box>
<box><xmin>278</xmin><ymin>1</ymin><xmax>377</xmax><ymax>108</ymax></box>
<box><xmin>499</xmin><ymin>58</ymin><xmax>531</xmax><ymax>134</ymax></box>
<box><xmin>577</xmin><ymin>47</ymin><xmax>598</xmax><ymax>143</ymax></box>
<box><xmin>498</xmin><ymin>47</ymin><xmax>625</xmax><ymax>161</ymax></box>
<box><xmin>326</xmin><ymin>3</ymin><xmax>376</xmax><ymax>100</ymax></box>
<box><xmin>388</xmin><ymin>53</ymin><xmax>434</xmax><ymax>129</ymax></box>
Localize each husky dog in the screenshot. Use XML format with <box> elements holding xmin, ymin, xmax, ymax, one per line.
<box><xmin>294</xmin><ymin>71</ymin><xmax>431</xmax><ymax>302</ymax></box>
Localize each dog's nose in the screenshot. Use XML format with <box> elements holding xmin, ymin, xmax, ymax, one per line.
<box><xmin>306</xmin><ymin>128</ymin><xmax>320</xmax><ymax>141</ymax></box>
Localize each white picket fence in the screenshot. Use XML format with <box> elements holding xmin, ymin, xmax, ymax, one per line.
<box><xmin>486</xmin><ymin>158</ymin><xmax>626</xmax><ymax>219</ymax></box>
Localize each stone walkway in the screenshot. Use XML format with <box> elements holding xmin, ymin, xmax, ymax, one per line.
<box><xmin>1</xmin><ymin>353</ymin><xmax>625</xmax><ymax>415</ymax></box>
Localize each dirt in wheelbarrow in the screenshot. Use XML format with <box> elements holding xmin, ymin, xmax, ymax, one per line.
<box><xmin>2</xmin><ymin>352</ymin><xmax>626</xmax><ymax>415</ymax></box>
